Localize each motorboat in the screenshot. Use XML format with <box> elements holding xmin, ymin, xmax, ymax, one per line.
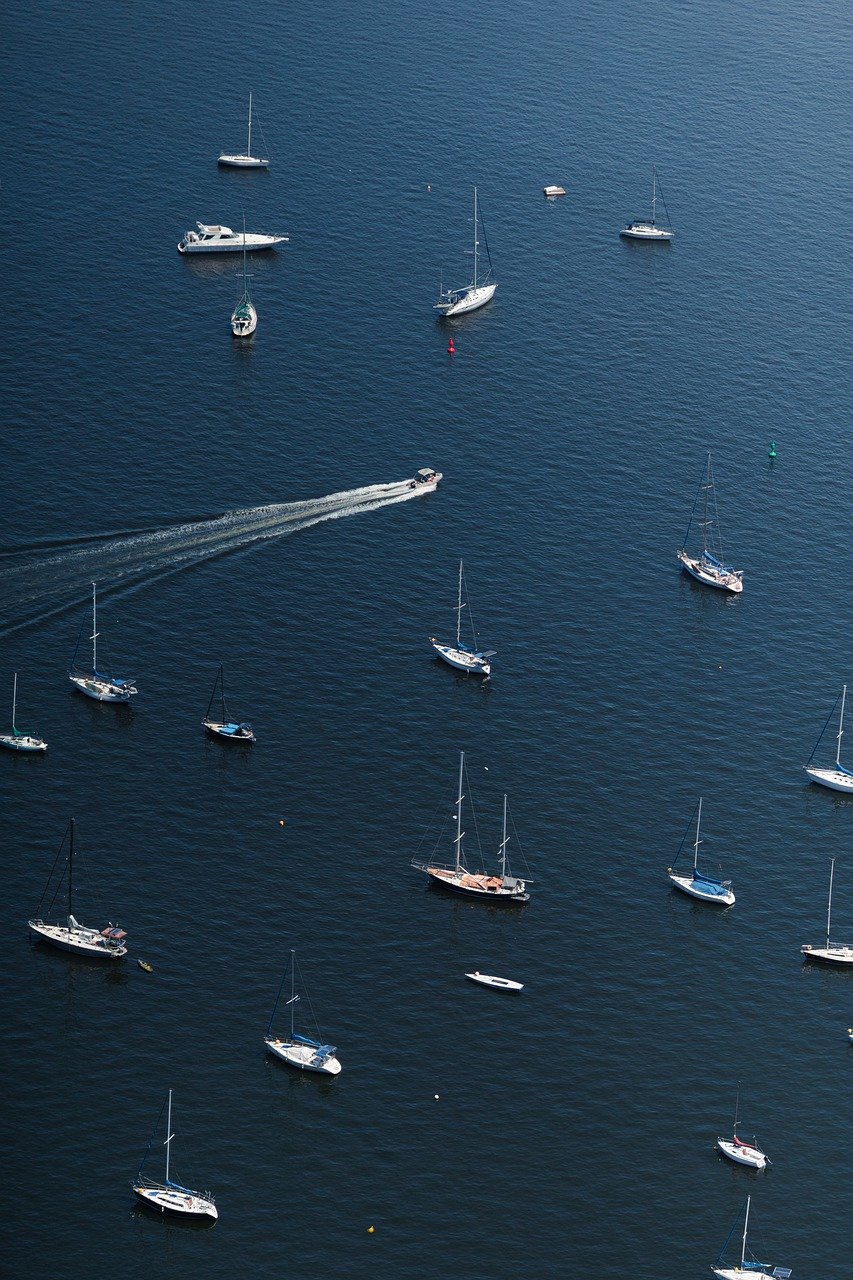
<box><xmin>677</xmin><ymin>453</ymin><xmax>743</xmax><ymax>593</ymax></box>
<box><xmin>264</xmin><ymin>950</ymin><xmax>342</xmax><ymax>1076</ymax></box>
<box><xmin>28</xmin><ymin>819</ymin><xmax>128</xmax><ymax>959</ymax></box>
<box><xmin>801</xmin><ymin>858</ymin><xmax>853</xmax><ymax>966</ymax></box>
<box><xmin>620</xmin><ymin>167</ymin><xmax>673</xmax><ymax>240</ymax></box>
<box><xmin>543</xmin><ymin>185</ymin><xmax>566</xmax><ymax>197</ymax></box>
<box><xmin>69</xmin><ymin>582</ymin><xmax>138</xmax><ymax>702</ymax></box>
<box><xmin>178</xmin><ymin>222</ymin><xmax>288</xmax><ymax>254</ymax></box>
<box><xmin>133</xmin><ymin>1090</ymin><xmax>218</xmax><ymax>1221</ymax></box>
<box><xmin>430</xmin><ymin>560</ymin><xmax>495</xmax><ymax>677</ymax></box>
<box><xmin>804</xmin><ymin>684</ymin><xmax>853</xmax><ymax>792</ymax></box>
<box><xmin>666</xmin><ymin>799</ymin><xmax>735</xmax><ymax>907</ymax></box>
<box><xmin>465</xmin><ymin>972</ymin><xmax>523</xmax><ymax>991</ymax></box>
<box><xmin>218</xmin><ymin>93</ymin><xmax>269</xmax><ymax>168</ymax></box>
<box><xmin>435</xmin><ymin>187</ymin><xmax>497</xmax><ymax>317</ymax></box>
<box><xmin>410</xmin><ymin>467</ymin><xmax>442</xmax><ymax>490</ymax></box>
<box><xmin>0</xmin><ymin>673</ymin><xmax>47</xmax><ymax>752</ymax></box>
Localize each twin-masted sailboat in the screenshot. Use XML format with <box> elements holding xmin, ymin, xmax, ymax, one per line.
<box><xmin>69</xmin><ymin>583</ymin><xmax>138</xmax><ymax>702</ymax></box>
<box><xmin>0</xmin><ymin>673</ymin><xmax>47</xmax><ymax>752</ymax></box>
<box><xmin>429</xmin><ymin>560</ymin><xmax>495</xmax><ymax>677</ymax></box>
<box><xmin>435</xmin><ymin>187</ymin><xmax>497</xmax><ymax>317</ymax></box>
<box><xmin>677</xmin><ymin>454</ymin><xmax>743</xmax><ymax>593</ymax></box>
<box><xmin>666</xmin><ymin>798</ymin><xmax>735</xmax><ymax>906</ymax></box>
<box><xmin>133</xmin><ymin>1089</ymin><xmax>218</xmax><ymax>1221</ymax></box>
<box><xmin>411</xmin><ymin>752</ymin><xmax>530</xmax><ymax>904</ymax></box>
<box><xmin>804</xmin><ymin>684</ymin><xmax>853</xmax><ymax>793</ymax></box>
<box><xmin>28</xmin><ymin>818</ymin><xmax>128</xmax><ymax>959</ymax></box>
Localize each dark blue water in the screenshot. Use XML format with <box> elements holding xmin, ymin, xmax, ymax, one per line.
<box><xmin>2</xmin><ymin>1</ymin><xmax>851</xmax><ymax>1275</ymax></box>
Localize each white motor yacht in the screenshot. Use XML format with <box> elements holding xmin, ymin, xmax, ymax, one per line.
<box><xmin>178</xmin><ymin>222</ymin><xmax>288</xmax><ymax>254</ymax></box>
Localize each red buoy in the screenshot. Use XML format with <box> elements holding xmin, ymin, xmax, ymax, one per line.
<box><xmin>447</xmin><ymin>337</ymin><xmax>455</xmax><ymax>355</ymax></box>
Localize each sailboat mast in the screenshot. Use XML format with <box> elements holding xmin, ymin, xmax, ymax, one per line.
<box><xmin>500</xmin><ymin>794</ymin><xmax>508</xmax><ymax>877</ymax></box>
<box><xmin>91</xmin><ymin>582</ymin><xmax>98</xmax><ymax>673</ymax></box>
<box><xmin>652</xmin><ymin>168</ymin><xmax>657</xmax><ymax>225</ymax></box>
<box><xmin>740</xmin><ymin>1196</ymin><xmax>750</xmax><ymax>1269</ymax></box>
<box><xmin>247</xmin><ymin>92</ymin><xmax>252</xmax><ymax>157</ymax></box>
<box><xmin>456</xmin><ymin>560</ymin><xmax>463</xmax><ymax>648</ymax></box>
<box><xmin>290</xmin><ymin>949</ymin><xmax>296</xmax><ymax>1040</ymax></box>
<box><xmin>702</xmin><ymin>454</ymin><xmax>712</xmax><ymax>556</ymax></box>
<box><xmin>220</xmin><ymin>664</ymin><xmax>227</xmax><ymax>723</ymax></box>
<box><xmin>693</xmin><ymin>798</ymin><xmax>702</xmax><ymax>872</ymax></box>
<box><xmin>11</xmin><ymin>672</ymin><xmax>17</xmax><ymax>730</ymax></box>
<box><xmin>472</xmin><ymin>188</ymin><xmax>478</xmax><ymax>289</ymax></box>
<box><xmin>837</xmin><ymin>685</ymin><xmax>847</xmax><ymax>767</ymax></box>
<box><xmin>826</xmin><ymin>857</ymin><xmax>835</xmax><ymax>949</ymax></box>
<box><xmin>68</xmin><ymin>817</ymin><xmax>75</xmax><ymax>920</ymax></box>
<box><xmin>165</xmin><ymin>1089</ymin><xmax>173</xmax><ymax>1184</ymax></box>
<box><xmin>455</xmin><ymin>752</ymin><xmax>464</xmax><ymax>874</ymax></box>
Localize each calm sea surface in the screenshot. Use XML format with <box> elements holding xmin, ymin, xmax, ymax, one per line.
<box><xmin>2</xmin><ymin>1</ymin><xmax>851</xmax><ymax>1276</ymax></box>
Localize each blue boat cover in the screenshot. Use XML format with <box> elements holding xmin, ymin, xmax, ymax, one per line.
<box><xmin>772</xmin><ymin>1269</ymin><xmax>792</xmax><ymax>1279</ymax></box>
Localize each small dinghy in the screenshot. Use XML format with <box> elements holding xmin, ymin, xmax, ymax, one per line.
<box><xmin>465</xmin><ymin>971</ymin><xmax>523</xmax><ymax>991</ymax></box>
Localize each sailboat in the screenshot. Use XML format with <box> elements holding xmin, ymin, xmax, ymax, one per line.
<box><xmin>711</xmin><ymin>1196</ymin><xmax>790</xmax><ymax>1280</ymax></box>
<box><xmin>230</xmin><ymin>218</ymin><xmax>258</xmax><ymax>337</ymax></box>
<box><xmin>666</xmin><ymin>798</ymin><xmax>735</xmax><ymax>906</ymax></box>
<box><xmin>429</xmin><ymin>560</ymin><xmax>496</xmax><ymax>676</ymax></box>
<box><xmin>677</xmin><ymin>453</ymin><xmax>743</xmax><ymax>593</ymax></box>
<box><xmin>133</xmin><ymin>1090</ymin><xmax>218</xmax><ymax>1221</ymax></box>
<box><xmin>801</xmin><ymin>857</ymin><xmax>853</xmax><ymax>965</ymax></box>
<box><xmin>69</xmin><ymin>582</ymin><xmax>138</xmax><ymax>702</ymax></box>
<box><xmin>435</xmin><ymin>187</ymin><xmax>497</xmax><ymax>316</ymax></box>
<box><xmin>28</xmin><ymin>818</ymin><xmax>128</xmax><ymax>958</ymax></box>
<box><xmin>411</xmin><ymin>754</ymin><xmax>531</xmax><ymax>903</ymax></box>
<box><xmin>202</xmin><ymin>664</ymin><xmax>255</xmax><ymax>742</ymax></box>
<box><xmin>803</xmin><ymin>684</ymin><xmax>853</xmax><ymax>792</ymax></box>
<box><xmin>264</xmin><ymin>950</ymin><xmax>342</xmax><ymax>1075</ymax></box>
<box><xmin>0</xmin><ymin>673</ymin><xmax>47</xmax><ymax>752</ymax></box>
<box><xmin>716</xmin><ymin>1088</ymin><xmax>768</xmax><ymax>1169</ymax></box>
<box><xmin>620</xmin><ymin>166</ymin><xmax>673</xmax><ymax>240</ymax></box>
<box><xmin>218</xmin><ymin>92</ymin><xmax>269</xmax><ymax>168</ymax></box>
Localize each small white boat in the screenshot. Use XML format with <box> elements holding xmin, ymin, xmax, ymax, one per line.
<box><xmin>667</xmin><ymin>798</ymin><xmax>735</xmax><ymax>906</ymax></box>
<box><xmin>848</xmin><ymin>1027</ymin><xmax>853</xmax><ymax>1042</ymax></box>
<box><xmin>435</xmin><ymin>187</ymin><xmax>497</xmax><ymax>317</ymax></box>
<box><xmin>264</xmin><ymin>950</ymin><xmax>341</xmax><ymax>1076</ymax></box>
<box><xmin>804</xmin><ymin>684</ymin><xmax>853</xmax><ymax>793</ymax></box>
<box><xmin>716</xmin><ymin>1089</ymin><xmax>768</xmax><ymax>1169</ymax></box>
<box><xmin>409</xmin><ymin>467</ymin><xmax>442</xmax><ymax>490</ymax></box>
<box><xmin>203</xmin><ymin>664</ymin><xmax>255</xmax><ymax>741</ymax></box>
<box><xmin>133</xmin><ymin>1090</ymin><xmax>218</xmax><ymax>1221</ymax></box>
<box><xmin>69</xmin><ymin>582</ymin><xmax>138</xmax><ymax>702</ymax></box>
<box><xmin>178</xmin><ymin>222</ymin><xmax>287</xmax><ymax>254</ymax></box>
<box><xmin>28</xmin><ymin>819</ymin><xmax>128</xmax><ymax>959</ymax></box>
<box><xmin>465</xmin><ymin>972</ymin><xmax>523</xmax><ymax>991</ymax></box>
<box><xmin>801</xmin><ymin>858</ymin><xmax>853</xmax><ymax>966</ymax></box>
<box><xmin>230</xmin><ymin>219</ymin><xmax>258</xmax><ymax>337</ymax></box>
<box><xmin>711</xmin><ymin>1196</ymin><xmax>789</xmax><ymax>1280</ymax></box>
<box><xmin>677</xmin><ymin>453</ymin><xmax>743</xmax><ymax>593</ymax></box>
<box><xmin>543</xmin><ymin>185</ymin><xmax>566</xmax><ymax>197</ymax></box>
<box><xmin>429</xmin><ymin>560</ymin><xmax>495</xmax><ymax>676</ymax></box>
<box><xmin>620</xmin><ymin>167</ymin><xmax>673</xmax><ymax>240</ymax></box>
<box><xmin>218</xmin><ymin>92</ymin><xmax>269</xmax><ymax>168</ymax></box>
<box><xmin>0</xmin><ymin>673</ymin><xmax>47</xmax><ymax>752</ymax></box>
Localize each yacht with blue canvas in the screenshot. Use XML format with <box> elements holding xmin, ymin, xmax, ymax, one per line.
<box><xmin>667</xmin><ymin>798</ymin><xmax>735</xmax><ymax>906</ymax></box>
<box><xmin>429</xmin><ymin>560</ymin><xmax>495</xmax><ymax>676</ymax></box>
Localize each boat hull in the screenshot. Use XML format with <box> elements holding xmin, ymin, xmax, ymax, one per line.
<box><xmin>218</xmin><ymin>154</ymin><xmax>269</xmax><ymax>168</ymax></box>
<box><xmin>804</xmin><ymin>765</ymin><xmax>853</xmax><ymax>792</ymax></box>
<box><xmin>133</xmin><ymin>1184</ymin><xmax>218</xmax><ymax>1220</ymax></box>
<box><xmin>466</xmin><ymin>972</ymin><xmax>523</xmax><ymax>991</ymax></box>
<box><xmin>712</xmin><ymin>1270</ymin><xmax>774</xmax><ymax>1280</ymax></box>
<box><xmin>28</xmin><ymin>919</ymin><xmax>127</xmax><ymax>958</ymax></box>
<box><xmin>0</xmin><ymin>733</ymin><xmax>47</xmax><ymax>752</ymax></box>
<box><xmin>801</xmin><ymin>944</ymin><xmax>853</xmax><ymax>965</ymax></box>
<box><xmin>178</xmin><ymin>233</ymin><xmax>286</xmax><ymax>254</ymax></box>
<box><xmin>231</xmin><ymin>303</ymin><xmax>258</xmax><ymax>337</ymax></box>
<box><xmin>437</xmin><ymin>283</ymin><xmax>497</xmax><ymax>317</ymax></box>
<box><xmin>429</xmin><ymin>639</ymin><xmax>490</xmax><ymax>676</ymax></box>
<box><xmin>264</xmin><ymin>1036</ymin><xmax>341</xmax><ymax>1075</ymax></box>
<box><xmin>204</xmin><ymin>720</ymin><xmax>255</xmax><ymax>742</ymax></box>
<box><xmin>423</xmin><ymin>867</ymin><xmax>529</xmax><ymax>904</ymax></box>
<box><xmin>668</xmin><ymin>871</ymin><xmax>735</xmax><ymax>906</ymax></box>
<box><xmin>70</xmin><ymin>675</ymin><xmax>136</xmax><ymax>702</ymax></box>
<box><xmin>620</xmin><ymin>224</ymin><xmax>672</xmax><ymax>240</ymax></box>
<box><xmin>716</xmin><ymin>1138</ymin><xmax>766</xmax><ymax>1169</ymax></box>
<box><xmin>677</xmin><ymin>551</ymin><xmax>743</xmax><ymax>593</ymax></box>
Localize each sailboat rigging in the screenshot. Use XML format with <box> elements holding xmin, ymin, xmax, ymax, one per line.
<box><xmin>711</xmin><ymin>1195</ymin><xmax>789</xmax><ymax>1280</ymax></box>
<box><xmin>677</xmin><ymin>453</ymin><xmax>743</xmax><ymax>593</ymax></box>
<box><xmin>133</xmin><ymin>1090</ymin><xmax>218</xmax><ymax>1220</ymax></box>
<box><xmin>620</xmin><ymin>166</ymin><xmax>673</xmax><ymax>241</ymax></box>
<box><xmin>429</xmin><ymin>560</ymin><xmax>496</xmax><ymax>676</ymax></box>
<box><xmin>264</xmin><ymin>950</ymin><xmax>342</xmax><ymax>1075</ymax></box>
<box><xmin>411</xmin><ymin>753</ymin><xmax>531</xmax><ymax>903</ymax></box>
<box><xmin>218</xmin><ymin>92</ymin><xmax>269</xmax><ymax>168</ymax></box>
<box><xmin>28</xmin><ymin>818</ymin><xmax>128</xmax><ymax>958</ymax></box>
<box><xmin>69</xmin><ymin>582</ymin><xmax>138</xmax><ymax>702</ymax></box>
<box><xmin>0</xmin><ymin>672</ymin><xmax>47</xmax><ymax>752</ymax></box>
<box><xmin>435</xmin><ymin>187</ymin><xmax>497</xmax><ymax>316</ymax></box>
<box><xmin>803</xmin><ymin>684</ymin><xmax>853</xmax><ymax>792</ymax></box>
<box><xmin>801</xmin><ymin>857</ymin><xmax>853</xmax><ymax>965</ymax></box>
<box><xmin>203</xmin><ymin>664</ymin><xmax>255</xmax><ymax>741</ymax></box>
<box><xmin>666</xmin><ymin>798</ymin><xmax>735</xmax><ymax>906</ymax></box>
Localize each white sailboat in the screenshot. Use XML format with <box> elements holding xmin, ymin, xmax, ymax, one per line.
<box><xmin>620</xmin><ymin>167</ymin><xmax>673</xmax><ymax>240</ymax></box>
<box><xmin>429</xmin><ymin>560</ymin><xmax>495</xmax><ymax>676</ymax></box>
<box><xmin>666</xmin><ymin>798</ymin><xmax>735</xmax><ymax>906</ymax></box>
<box><xmin>412</xmin><ymin>755</ymin><xmax>531</xmax><ymax>904</ymax></box>
<box><xmin>230</xmin><ymin>218</ymin><xmax>258</xmax><ymax>337</ymax></box>
<box><xmin>264</xmin><ymin>950</ymin><xmax>342</xmax><ymax>1076</ymax></box>
<box><xmin>203</xmin><ymin>663</ymin><xmax>255</xmax><ymax>741</ymax></box>
<box><xmin>218</xmin><ymin>93</ymin><xmax>269</xmax><ymax>168</ymax></box>
<box><xmin>28</xmin><ymin>818</ymin><xmax>128</xmax><ymax>958</ymax></box>
<box><xmin>716</xmin><ymin>1088</ymin><xmax>768</xmax><ymax>1169</ymax></box>
<box><xmin>803</xmin><ymin>684</ymin><xmax>853</xmax><ymax>793</ymax></box>
<box><xmin>465</xmin><ymin>972</ymin><xmax>524</xmax><ymax>991</ymax></box>
<box><xmin>69</xmin><ymin>583</ymin><xmax>138</xmax><ymax>702</ymax></box>
<box><xmin>435</xmin><ymin>187</ymin><xmax>497</xmax><ymax>316</ymax></box>
<box><xmin>677</xmin><ymin>453</ymin><xmax>743</xmax><ymax>593</ymax></box>
<box><xmin>801</xmin><ymin>858</ymin><xmax>853</xmax><ymax>966</ymax></box>
<box><xmin>133</xmin><ymin>1090</ymin><xmax>218</xmax><ymax>1221</ymax></box>
<box><xmin>711</xmin><ymin>1196</ymin><xmax>789</xmax><ymax>1280</ymax></box>
<box><xmin>0</xmin><ymin>673</ymin><xmax>47</xmax><ymax>752</ymax></box>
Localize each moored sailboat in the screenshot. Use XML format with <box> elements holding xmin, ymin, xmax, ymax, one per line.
<box><xmin>801</xmin><ymin>857</ymin><xmax>853</xmax><ymax>966</ymax></box>
<box><xmin>435</xmin><ymin>187</ymin><xmax>497</xmax><ymax>317</ymax></box>
<box><xmin>231</xmin><ymin>219</ymin><xmax>258</xmax><ymax>337</ymax></box>
<box><xmin>429</xmin><ymin>560</ymin><xmax>495</xmax><ymax>676</ymax></box>
<box><xmin>28</xmin><ymin>819</ymin><xmax>128</xmax><ymax>958</ymax></box>
<box><xmin>0</xmin><ymin>673</ymin><xmax>47</xmax><ymax>752</ymax></box>
<box><xmin>711</xmin><ymin>1195</ymin><xmax>789</xmax><ymax>1280</ymax></box>
<box><xmin>803</xmin><ymin>684</ymin><xmax>853</xmax><ymax>793</ymax></box>
<box><xmin>667</xmin><ymin>798</ymin><xmax>735</xmax><ymax>906</ymax></box>
<box><xmin>203</xmin><ymin>664</ymin><xmax>255</xmax><ymax>741</ymax></box>
<box><xmin>264</xmin><ymin>950</ymin><xmax>341</xmax><ymax>1075</ymax></box>
<box><xmin>133</xmin><ymin>1090</ymin><xmax>218</xmax><ymax>1221</ymax></box>
<box><xmin>69</xmin><ymin>583</ymin><xmax>138</xmax><ymax>702</ymax></box>
<box><xmin>412</xmin><ymin>754</ymin><xmax>530</xmax><ymax>904</ymax></box>
<box><xmin>620</xmin><ymin>166</ymin><xmax>673</xmax><ymax>240</ymax></box>
<box><xmin>218</xmin><ymin>92</ymin><xmax>269</xmax><ymax>168</ymax></box>
<box><xmin>677</xmin><ymin>453</ymin><xmax>743</xmax><ymax>593</ymax></box>
<box><xmin>716</xmin><ymin>1088</ymin><xmax>768</xmax><ymax>1169</ymax></box>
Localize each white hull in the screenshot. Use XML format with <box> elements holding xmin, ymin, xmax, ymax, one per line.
<box><xmin>28</xmin><ymin>918</ymin><xmax>127</xmax><ymax>958</ymax></box>
<box><xmin>804</xmin><ymin>764</ymin><xmax>853</xmax><ymax>792</ymax></box>
<box><xmin>668</xmin><ymin>870</ymin><xmax>735</xmax><ymax>906</ymax></box>
<box><xmin>218</xmin><ymin>154</ymin><xmax>268</xmax><ymax>168</ymax></box>
<box><xmin>179</xmin><ymin>229</ymin><xmax>287</xmax><ymax>254</ymax></box>
<box><xmin>0</xmin><ymin>733</ymin><xmax>47</xmax><ymax>752</ymax></box>
<box><xmin>801</xmin><ymin>943</ymin><xmax>853</xmax><ymax>965</ymax></box>
<box><xmin>620</xmin><ymin>223</ymin><xmax>672</xmax><ymax>240</ymax></box>
<box><xmin>543</xmin><ymin>186</ymin><xmax>566</xmax><ymax>197</ymax></box>
<box><xmin>264</xmin><ymin>1036</ymin><xmax>341</xmax><ymax>1075</ymax></box>
<box><xmin>204</xmin><ymin>719</ymin><xmax>255</xmax><ymax>742</ymax></box>
<box><xmin>678</xmin><ymin>551</ymin><xmax>743</xmax><ymax>593</ymax></box>
<box><xmin>712</xmin><ymin>1270</ymin><xmax>774</xmax><ymax>1280</ymax></box>
<box><xmin>437</xmin><ymin>282</ymin><xmax>497</xmax><ymax>316</ymax></box>
<box><xmin>466</xmin><ymin>972</ymin><xmax>523</xmax><ymax>991</ymax></box>
<box><xmin>429</xmin><ymin>639</ymin><xmax>490</xmax><ymax>676</ymax></box>
<box><xmin>231</xmin><ymin>303</ymin><xmax>258</xmax><ymax>336</ymax></box>
<box><xmin>716</xmin><ymin>1138</ymin><xmax>766</xmax><ymax>1169</ymax></box>
<box><xmin>70</xmin><ymin>674</ymin><xmax>136</xmax><ymax>702</ymax></box>
<box><xmin>134</xmin><ymin>1184</ymin><xmax>218</xmax><ymax>1220</ymax></box>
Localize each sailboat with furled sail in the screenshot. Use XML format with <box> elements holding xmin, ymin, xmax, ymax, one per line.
<box><xmin>69</xmin><ymin>582</ymin><xmax>138</xmax><ymax>702</ymax></box>
<box><xmin>711</xmin><ymin>1195</ymin><xmax>790</xmax><ymax>1280</ymax></box>
<box><xmin>230</xmin><ymin>218</ymin><xmax>258</xmax><ymax>337</ymax></box>
<box><xmin>264</xmin><ymin>950</ymin><xmax>342</xmax><ymax>1076</ymax></box>
<box><xmin>133</xmin><ymin>1090</ymin><xmax>218</xmax><ymax>1221</ymax></box>
<box><xmin>666</xmin><ymin>798</ymin><xmax>735</xmax><ymax>906</ymax></box>
<box><xmin>800</xmin><ymin>857</ymin><xmax>853</xmax><ymax>966</ymax></box>
<box><xmin>411</xmin><ymin>753</ymin><xmax>530</xmax><ymax>904</ymax></box>
<box><xmin>677</xmin><ymin>453</ymin><xmax>743</xmax><ymax>593</ymax></box>
<box><xmin>202</xmin><ymin>664</ymin><xmax>255</xmax><ymax>742</ymax></box>
<box><xmin>803</xmin><ymin>684</ymin><xmax>853</xmax><ymax>792</ymax></box>
<box><xmin>435</xmin><ymin>187</ymin><xmax>497</xmax><ymax>317</ymax></box>
<box><xmin>429</xmin><ymin>560</ymin><xmax>495</xmax><ymax>676</ymax></box>
<box><xmin>218</xmin><ymin>92</ymin><xmax>269</xmax><ymax>168</ymax></box>
<box><xmin>0</xmin><ymin>673</ymin><xmax>47</xmax><ymax>752</ymax></box>
<box><xmin>716</xmin><ymin>1087</ymin><xmax>768</xmax><ymax>1169</ymax></box>
<box><xmin>28</xmin><ymin>818</ymin><xmax>128</xmax><ymax>958</ymax></box>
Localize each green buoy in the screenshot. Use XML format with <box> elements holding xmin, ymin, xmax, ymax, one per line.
<box><xmin>769</xmin><ymin>439</ymin><xmax>777</xmax><ymax>458</ymax></box>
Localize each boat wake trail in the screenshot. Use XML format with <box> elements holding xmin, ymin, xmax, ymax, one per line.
<box><xmin>0</xmin><ymin>479</ymin><xmax>429</xmax><ymax>638</ymax></box>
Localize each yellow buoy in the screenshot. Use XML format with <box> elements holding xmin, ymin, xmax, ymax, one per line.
<box><xmin>368</xmin><ymin>1226</ymin><xmax>374</xmax><ymax>1234</ymax></box>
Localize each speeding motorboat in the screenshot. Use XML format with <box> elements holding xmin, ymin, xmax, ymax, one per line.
<box><xmin>178</xmin><ymin>222</ymin><xmax>288</xmax><ymax>254</ymax></box>
<box><xmin>465</xmin><ymin>972</ymin><xmax>524</xmax><ymax>991</ymax></box>
<box><xmin>410</xmin><ymin>467</ymin><xmax>442</xmax><ymax>490</ymax></box>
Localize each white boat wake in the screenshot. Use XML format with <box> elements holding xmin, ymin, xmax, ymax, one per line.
<box><xmin>0</xmin><ymin>478</ymin><xmax>433</xmax><ymax>637</ymax></box>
